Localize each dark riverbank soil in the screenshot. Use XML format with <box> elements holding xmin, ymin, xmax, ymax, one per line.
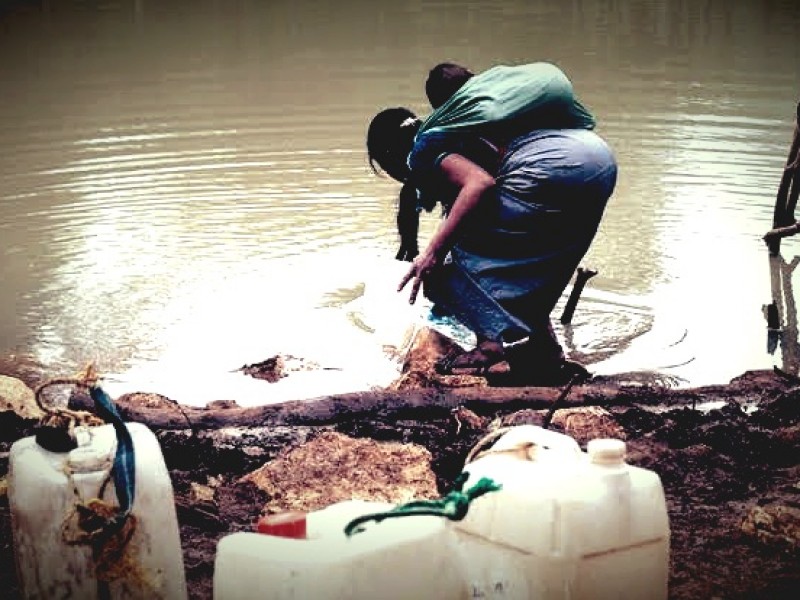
<box><xmin>1</xmin><ymin>368</ymin><xmax>800</xmax><ymax>599</ymax></box>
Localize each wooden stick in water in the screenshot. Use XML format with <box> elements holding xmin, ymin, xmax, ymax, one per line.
<box><xmin>560</xmin><ymin>267</ymin><xmax>597</xmax><ymax>325</ymax></box>
<box><xmin>765</xmin><ymin>101</ymin><xmax>800</xmax><ymax>256</ymax></box>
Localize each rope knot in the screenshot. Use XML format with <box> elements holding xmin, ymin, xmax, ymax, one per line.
<box><xmin>343</xmin><ymin>472</ymin><xmax>501</xmax><ymax>537</ymax></box>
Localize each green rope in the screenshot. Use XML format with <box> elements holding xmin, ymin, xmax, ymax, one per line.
<box><xmin>344</xmin><ymin>472</ymin><xmax>502</xmax><ymax>537</ymax></box>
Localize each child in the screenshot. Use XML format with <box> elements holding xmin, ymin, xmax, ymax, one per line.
<box><xmin>425</xmin><ymin>62</ymin><xmax>474</xmax><ymax>109</ymax></box>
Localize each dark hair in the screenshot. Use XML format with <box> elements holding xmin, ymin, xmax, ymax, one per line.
<box><xmin>366</xmin><ymin>107</ymin><xmax>420</xmax><ymax>183</ymax></box>
<box><xmin>395</xmin><ymin>182</ymin><xmax>419</xmax><ymax>261</ymax></box>
<box><xmin>425</xmin><ymin>62</ymin><xmax>474</xmax><ymax>109</ymax></box>
<box><xmin>366</xmin><ymin>108</ymin><xmax>422</xmax><ymax>261</ymax></box>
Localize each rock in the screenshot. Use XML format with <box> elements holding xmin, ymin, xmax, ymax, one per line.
<box><xmin>775</xmin><ymin>423</ymin><xmax>800</xmax><ymax>446</ymax></box>
<box><xmin>206</xmin><ymin>400</ymin><xmax>240</xmax><ymax>410</ymax></box>
<box><xmin>451</xmin><ymin>406</ymin><xmax>489</xmax><ymax>432</ymax></box>
<box><xmin>550</xmin><ymin>406</ymin><xmax>626</xmax><ymax>446</ymax></box>
<box><xmin>175</xmin><ymin>477</ymin><xmax>225</xmax><ymax>530</ymax></box>
<box><xmin>241</xmin><ymin>431</ymin><xmax>439</xmax><ymax>513</ymax></box>
<box><xmin>238</xmin><ymin>355</ymin><xmax>332</xmax><ymax>383</ymax></box>
<box><xmin>741</xmin><ymin>504</ymin><xmax>800</xmax><ymax>549</ymax></box>
<box><xmin>390</xmin><ymin>327</ymin><xmax>489</xmax><ymax>390</ymax></box>
<box><xmin>0</xmin><ymin>375</ymin><xmax>43</xmax><ymax>420</ymax></box>
<box><xmin>189</xmin><ymin>481</ymin><xmax>217</xmax><ymax>504</ymax></box>
<box><xmin>240</xmin><ymin>355</ymin><xmax>285</xmax><ymax>383</ymax></box>
<box><xmin>117</xmin><ymin>392</ymin><xmax>179</xmax><ymax>410</ymax></box>
<box><xmin>492</xmin><ymin>409</ymin><xmax>546</xmax><ymax>429</ymax></box>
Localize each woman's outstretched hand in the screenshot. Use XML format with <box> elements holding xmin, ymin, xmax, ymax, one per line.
<box><xmin>398</xmin><ymin>252</ymin><xmax>439</xmax><ymax>304</ymax></box>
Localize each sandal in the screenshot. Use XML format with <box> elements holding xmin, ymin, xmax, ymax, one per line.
<box><xmin>435</xmin><ymin>341</ymin><xmax>506</xmax><ymax>376</ymax></box>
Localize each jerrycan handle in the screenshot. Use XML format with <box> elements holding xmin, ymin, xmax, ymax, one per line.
<box><xmin>464</xmin><ymin>425</ymin><xmax>581</xmax><ymax>465</ymax></box>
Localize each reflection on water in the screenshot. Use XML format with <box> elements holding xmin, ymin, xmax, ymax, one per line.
<box><xmin>1</xmin><ymin>0</ymin><xmax>799</xmax><ymax>404</ymax></box>
<box><xmin>766</xmin><ymin>253</ymin><xmax>800</xmax><ymax>377</ymax></box>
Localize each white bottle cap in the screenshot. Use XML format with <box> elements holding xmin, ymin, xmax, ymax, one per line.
<box><xmin>587</xmin><ymin>438</ymin><xmax>626</xmax><ymax>465</ymax></box>
<box><xmin>74</xmin><ymin>425</ymin><xmax>92</xmax><ymax>448</ymax></box>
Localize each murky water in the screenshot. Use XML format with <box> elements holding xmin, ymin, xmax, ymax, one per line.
<box><xmin>1</xmin><ymin>0</ymin><xmax>799</xmax><ymax>405</ymax></box>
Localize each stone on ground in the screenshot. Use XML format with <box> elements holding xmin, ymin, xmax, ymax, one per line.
<box><xmin>241</xmin><ymin>431</ymin><xmax>439</xmax><ymax>513</ymax></box>
<box><xmin>0</xmin><ymin>375</ymin><xmax>43</xmax><ymax>420</ymax></box>
<box><xmin>391</xmin><ymin>327</ymin><xmax>489</xmax><ymax>390</ymax></box>
<box><xmin>551</xmin><ymin>406</ymin><xmax>626</xmax><ymax>445</ymax></box>
<box><xmin>741</xmin><ymin>504</ymin><xmax>800</xmax><ymax>549</ymax></box>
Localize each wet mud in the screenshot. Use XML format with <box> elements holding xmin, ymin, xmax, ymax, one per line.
<box><xmin>1</xmin><ymin>369</ymin><xmax>799</xmax><ymax>599</ymax></box>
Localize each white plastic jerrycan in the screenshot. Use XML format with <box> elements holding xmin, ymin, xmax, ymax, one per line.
<box><xmin>452</xmin><ymin>425</ymin><xmax>670</xmax><ymax>600</ymax></box>
<box><xmin>214</xmin><ymin>499</ymin><xmax>465</xmax><ymax>600</ymax></box>
<box><xmin>9</xmin><ymin>422</ymin><xmax>187</xmax><ymax>600</ymax></box>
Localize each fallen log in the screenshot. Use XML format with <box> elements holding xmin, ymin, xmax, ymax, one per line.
<box><xmin>109</xmin><ymin>369</ymin><xmax>789</xmax><ymax>430</ymax></box>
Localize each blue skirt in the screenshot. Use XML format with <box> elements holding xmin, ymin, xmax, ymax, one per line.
<box><xmin>426</xmin><ymin>128</ymin><xmax>618</xmax><ymax>344</ymax></box>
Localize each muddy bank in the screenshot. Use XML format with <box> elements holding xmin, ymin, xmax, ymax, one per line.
<box><xmin>1</xmin><ymin>368</ymin><xmax>800</xmax><ymax>599</ymax></box>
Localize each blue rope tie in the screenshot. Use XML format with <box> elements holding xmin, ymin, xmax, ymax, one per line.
<box><xmin>89</xmin><ymin>385</ymin><xmax>136</xmax><ymax>529</ymax></box>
